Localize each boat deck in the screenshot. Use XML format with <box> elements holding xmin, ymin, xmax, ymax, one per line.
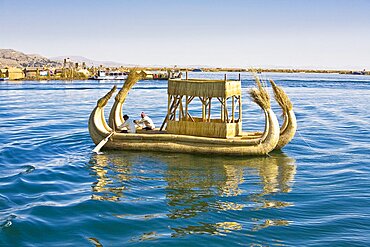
<box><xmin>135</xmin><ymin>128</ymin><xmax>261</xmax><ymax>140</ymax></box>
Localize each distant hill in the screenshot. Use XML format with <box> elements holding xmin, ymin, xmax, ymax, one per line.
<box><xmin>0</xmin><ymin>49</ymin><xmax>217</xmax><ymax>69</ymax></box>
<box><xmin>49</xmin><ymin>56</ymin><xmax>124</xmax><ymax>67</ymax></box>
<box><xmin>0</xmin><ymin>49</ymin><xmax>126</xmax><ymax>68</ymax></box>
<box><xmin>0</xmin><ymin>49</ymin><xmax>61</xmax><ymax>68</ymax></box>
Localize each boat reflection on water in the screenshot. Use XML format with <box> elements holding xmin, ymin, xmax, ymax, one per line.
<box><xmin>88</xmin><ymin>151</ymin><xmax>296</xmax><ymax>235</ymax></box>
<box><xmin>89</xmin><ymin>154</ymin><xmax>133</xmax><ymax>201</ymax></box>
<box><xmin>163</xmin><ymin>153</ymin><xmax>296</xmax><ymax>235</ymax></box>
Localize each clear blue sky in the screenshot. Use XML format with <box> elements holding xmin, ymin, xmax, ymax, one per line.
<box><xmin>1</xmin><ymin>0</ymin><xmax>369</xmax><ymax>69</ymax></box>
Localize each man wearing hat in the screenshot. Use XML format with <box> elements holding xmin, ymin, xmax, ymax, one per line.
<box><xmin>134</xmin><ymin>112</ymin><xmax>155</xmax><ymax>130</ymax></box>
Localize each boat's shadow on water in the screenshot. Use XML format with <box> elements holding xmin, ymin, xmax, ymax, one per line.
<box><xmin>87</xmin><ymin>151</ymin><xmax>296</xmax><ymax>238</ymax></box>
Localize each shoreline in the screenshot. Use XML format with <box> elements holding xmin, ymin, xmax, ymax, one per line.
<box><xmin>1</xmin><ymin>67</ymin><xmax>369</xmax><ymax>81</ymax></box>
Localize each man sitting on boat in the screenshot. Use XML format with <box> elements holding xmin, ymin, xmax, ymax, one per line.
<box><xmin>118</xmin><ymin>115</ymin><xmax>136</xmax><ymax>133</ymax></box>
<box><xmin>134</xmin><ymin>112</ymin><xmax>155</xmax><ymax>130</ymax></box>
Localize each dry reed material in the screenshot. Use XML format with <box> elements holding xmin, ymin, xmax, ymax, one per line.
<box><xmin>115</xmin><ymin>69</ymin><xmax>141</xmax><ymax>103</ymax></box>
<box><xmin>249</xmin><ymin>76</ymin><xmax>270</xmax><ymax>110</ymax></box>
<box><xmin>168</xmin><ymin>79</ymin><xmax>241</xmax><ymax>98</ymax></box>
<box><xmin>89</xmin><ymin>78</ymin><xmax>280</xmax><ymax>155</ymax></box>
<box><xmin>167</xmin><ymin>120</ymin><xmax>241</xmax><ymax>138</ymax></box>
<box><xmin>269</xmin><ymin>79</ymin><xmax>293</xmax><ymax>112</ymax></box>
<box><xmin>97</xmin><ymin>85</ymin><xmax>117</xmax><ymax>107</ymax></box>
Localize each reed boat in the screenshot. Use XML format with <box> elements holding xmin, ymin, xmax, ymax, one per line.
<box><xmin>88</xmin><ymin>71</ymin><xmax>297</xmax><ymax>156</ymax></box>
<box><xmin>90</xmin><ymin>70</ymin><xmax>128</xmax><ymax>80</ymax></box>
<box><xmin>139</xmin><ymin>70</ymin><xmax>182</xmax><ymax>80</ymax></box>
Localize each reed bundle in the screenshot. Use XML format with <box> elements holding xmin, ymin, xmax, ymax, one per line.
<box><xmin>97</xmin><ymin>85</ymin><xmax>117</xmax><ymax>107</ymax></box>
<box><xmin>249</xmin><ymin>76</ymin><xmax>270</xmax><ymax>110</ymax></box>
<box><xmin>167</xmin><ymin>120</ymin><xmax>241</xmax><ymax>138</ymax></box>
<box><xmin>269</xmin><ymin>80</ymin><xmax>293</xmax><ymax>112</ymax></box>
<box><xmin>115</xmin><ymin>69</ymin><xmax>141</xmax><ymax>103</ymax></box>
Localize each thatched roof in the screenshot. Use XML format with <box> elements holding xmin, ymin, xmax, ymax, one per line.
<box><xmin>5</xmin><ymin>67</ymin><xmax>24</xmax><ymax>73</ymax></box>
<box><xmin>24</xmin><ymin>67</ymin><xmax>41</xmax><ymax>72</ymax></box>
<box><xmin>140</xmin><ymin>70</ymin><xmax>153</xmax><ymax>75</ymax></box>
<box><xmin>168</xmin><ymin>78</ymin><xmax>241</xmax><ymax>98</ymax></box>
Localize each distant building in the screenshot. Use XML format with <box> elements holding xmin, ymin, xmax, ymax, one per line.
<box><xmin>140</xmin><ymin>70</ymin><xmax>154</xmax><ymax>79</ymax></box>
<box><xmin>54</xmin><ymin>69</ymin><xmax>64</xmax><ymax>77</ymax></box>
<box><xmin>0</xmin><ymin>67</ymin><xmax>25</xmax><ymax>80</ymax></box>
<box><xmin>39</xmin><ymin>70</ymin><xmax>49</xmax><ymax>76</ymax></box>
<box><xmin>24</xmin><ymin>67</ymin><xmax>40</xmax><ymax>78</ymax></box>
<box><xmin>0</xmin><ymin>69</ymin><xmax>7</xmax><ymax>78</ymax></box>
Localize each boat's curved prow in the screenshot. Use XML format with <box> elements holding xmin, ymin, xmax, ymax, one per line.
<box><xmin>108</xmin><ymin>70</ymin><xmax>141</xmax><ymax>130</ymax></box>
<box><xmin>277</xmin><ymin>109</ymin><xmax>297</xmax><ymax>149</ymax></box>
<box><xmin>88</xmin><ymin>85</ymin><xmax>117</xmax><ymax>144</ymax></box>
<box><xmin>257</xmin><ymin>108</ymin><xmax>280</xmax><ymax>154</ymax></box>
<box><xmin>269</xmin><ymin>80</ymin><xmax>297</xmax><ymax>149</ymax></box>
<box><xmin>248</xmin><ymin>80</ymin><xmax>280</xmax><ymax>154</ymax></box>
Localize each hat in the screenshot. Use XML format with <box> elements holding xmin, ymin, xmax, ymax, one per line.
<box><xmin>123</xmin><ymin>114</ymin><xmax>129</xmax><ymax>119</ymax></box>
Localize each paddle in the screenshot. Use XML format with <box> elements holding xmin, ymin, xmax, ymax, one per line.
<box><xmin>92</xmin><ymin>131</ymin><xmax>115</xmax><ymax>154</ymax></box>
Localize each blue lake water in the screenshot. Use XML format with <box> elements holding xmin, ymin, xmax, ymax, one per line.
<box><xmin>1</xmin><ymin>72</ymin><xmax>370</xmax><ymax>246</ymax></box>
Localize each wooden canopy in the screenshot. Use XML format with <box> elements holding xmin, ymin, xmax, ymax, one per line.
<box><xmin>162</xmin><ymin>78</ymin><xmax>243</xmax><ymax>138</ymax></box>
<box><xmin>168</xmin><ymin>78</ymin><xmax>241</xmax><ymax>98</ymax></box>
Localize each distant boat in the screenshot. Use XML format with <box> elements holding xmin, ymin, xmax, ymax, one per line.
<box><xmin>153</xmin><ymin>71</ymin><xmax>182</xmax><ymax>80</ymax></box>
<box><xmin>140</xmin><ymin>70</ymin><xmax>182</xmax><ymax>80</ymax></box>
<box><xmin>90</xmin><ymin>71</ymin><xmax>128</xmax><ymax>80</ymax></box>
<box><xmin>192</xmin><ymin>68</ymin><xmax>202</xmax><ymax>72</ymax></box>
<box><xmin>351</xmin><ymin>69</ymin><xmax>366</xmax><ymax>75</ymax></box>
<box><xmin>351</xmin><ymin>71</ymin><xmax>366</xmax><ymax>75</ymax></box>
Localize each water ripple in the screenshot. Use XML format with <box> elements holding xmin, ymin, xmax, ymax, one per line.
<box><xmin>0</xmin><ymin>75</ymin><xmax>369</xmax><ymax>246</ymax></box>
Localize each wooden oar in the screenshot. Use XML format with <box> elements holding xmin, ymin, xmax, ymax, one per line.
<box><xmin>92</xmin><ymin>131</ymin><xmax>115</xmax><ymax>154</ymax></box>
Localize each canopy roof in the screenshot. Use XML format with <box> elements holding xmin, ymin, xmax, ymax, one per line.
<box><xmin>168</xmin><ymin>78</ymin><xmax>241</xmax><ymax>98</ymax></box>
<box><xmin>4</xmin><ymin>67</ymin><xmax>24</xmax><ymax>73</ymax></box>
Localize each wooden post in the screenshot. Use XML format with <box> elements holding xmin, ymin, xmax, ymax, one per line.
<box><xmin>179</xmin><ymin>95</ymin><xmax>185</xmax><ymax>121</ymax></box>
<box><xmin>238</xmin><ymin>73</ymin><xmax>241</xmax><ymax>81</ymax></box>
<box><xmin>224</xmin><ymin>98</ymin><xmax>229</xmax><ymax>123</ymax></box>
<box><xmin>179</xmin><ymin>96</ymin><xmax>182</xmax><ymax>121</ymax></box>
<box><xmin>185</xmin><ymin>95</ymin><xmax>188</xmax><ymax>121</ymax></box>
<box><xmin>187</xmin><ymin>112</ymin><xmax>195</xmax><ymax>122</ymax></box>
<box><xmin>220</xmin><ymin>97</ymin><xmax>224</xmax><ymax>121</ymax></box>
<box><xmin>201</xmin><ymin>97</ymin><xmax>206</xmax><ymax>122</ymax></box>
<box><xmin>231</xmin><ymin>96</ymin><xmax>235</xmax><ymax>123</ymax></box>
<box><xmin>167</xmin><ymin>94</ymin><xmax>171</xmax><ymax>117</ymax></box>
<box><xmin>160</xmin><ymin>95</ymin><xmax>173</xmax><ymax>131</ymax></box>
<box><xmin>186</xmin><ymin>71</ymin><xmax>188</xmax><ymax>80</ymax></box>
<box><xmin>238</xmin><ymin>96</ymin><xmax>242</xmax><ymax>121</ymax></box>
<box><xmin>187</xmin><ymin>96</ymin><xmax>195</xmax><ymax>105</ymax></box>
<box><xmin>208</xmin><ymin>97</ymin><xmax>212</xmax><ymax>122</ymax></box>
<box><xmin>173</xmin><ymin>96</ymin><xmax>177</xmax><ymax>121</ymax></box>
<box><xmin>224</xmin><ymin>74</ymin><xmax>227</xmax><ymax>81</ymax></box>
<box><xmin>169</xmin><ymin>96</ymin><xmax>182</xmax><ymax>121</ymax></box>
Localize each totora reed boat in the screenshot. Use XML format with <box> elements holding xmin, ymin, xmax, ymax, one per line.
<box><xmin>88</xmin><ymin>71</ymin><xmax>297</xmax><ymax>156</ymax></box>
